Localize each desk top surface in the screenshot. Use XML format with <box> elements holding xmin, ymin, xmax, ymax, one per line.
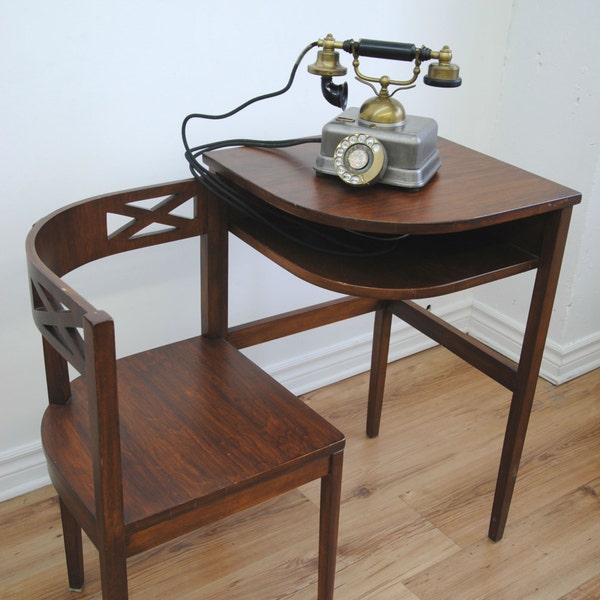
<box><xmin>204</xmin><ymin>139</ymin><xmax>580</xmax><ymax>234</ymax></box>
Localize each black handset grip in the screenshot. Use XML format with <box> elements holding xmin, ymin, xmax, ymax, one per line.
<box><xmin>343</xmin><ymin>39</ymin><xmax>419</xmax><ymax>61</ymax></box>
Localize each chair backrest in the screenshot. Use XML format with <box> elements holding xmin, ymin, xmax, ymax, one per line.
<box><xmin>26</xmin><ymin>179</ymin><xmax>204</xmax><ymax>529</ymax></box>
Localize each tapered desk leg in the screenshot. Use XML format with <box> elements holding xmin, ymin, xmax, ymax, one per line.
<box><xmin>201</xmin><ymin>187</ymin><xmax>229</xmax><ymax>339</ymax></box>
<box><xmin>367</xmin><ymin>302</ymin><xmax>393</xmax><ymax>438</ymax></box>
<box><xmin>489</xmin><ymin>207</ymin><xmax>573</xmax><ymax>541</ymax></box>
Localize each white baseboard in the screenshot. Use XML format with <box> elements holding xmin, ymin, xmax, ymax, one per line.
<box><xmin>469</xmin><ymin>301</ymin><xmax>600</xmax><ymax>385</ymax></box>
<box><xmin>3</xmin><ymin>297</ymin><xmax>598</xmax><ymax>503</ymax></box>
<box><xmin>0</xmin><ymin>441</ymin><xmax>50</xmax><ymax>502</ymax></box>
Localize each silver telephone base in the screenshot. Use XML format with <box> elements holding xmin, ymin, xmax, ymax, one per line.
<box><xmin>314</xmin><ymin>107</ymin><xmax>441</xmax><ymax>189</ymax></box>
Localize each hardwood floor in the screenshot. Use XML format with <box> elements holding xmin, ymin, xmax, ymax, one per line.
<box><xmin>2</xmin><ymin>346</ymin><xmax>599</xmax><ymax>599</ymax></box>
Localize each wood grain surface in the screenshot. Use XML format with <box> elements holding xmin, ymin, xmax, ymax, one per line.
<box><xmin>3</xmin><ymin>346</ymin><xmax>598</xmax><ymax>599</ymax></box>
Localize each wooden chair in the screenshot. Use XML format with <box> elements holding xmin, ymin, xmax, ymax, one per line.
<box><xmin>26</xmin><ymin>179</ymin><xmax>345</xmax><ymax>599</ymax></box>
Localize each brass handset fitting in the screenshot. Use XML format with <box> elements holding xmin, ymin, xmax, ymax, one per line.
<box><xmin>424</xmin><ymin>45</ymin><xmax>461</xmax><ymax>87</ymax></box>
<box><xmin>307</xmin><ymin>33</ymin><xmax>347</xmax><ymax>77</ymax></box>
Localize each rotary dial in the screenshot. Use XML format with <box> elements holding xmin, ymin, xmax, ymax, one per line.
<box><xmin>333</xmin><ymin>133</ymin><xmax>387</xmax><ymax>186</ymax></box>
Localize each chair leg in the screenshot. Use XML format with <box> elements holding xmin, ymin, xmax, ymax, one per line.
<box><xmin>317</xmin><ymin>450</ymin><xmax>344</xmax><ymax>600</ymax></box>
<box><xmin>58</xmin><ymin>498</ymin><xmax>84</xmax><ymax>592</ymax></box>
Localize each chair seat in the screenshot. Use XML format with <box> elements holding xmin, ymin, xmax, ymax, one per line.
<box><xmin>42</xmin><ymin>335</ymin><xmax>344</xmax><ymax>527</ymax></box>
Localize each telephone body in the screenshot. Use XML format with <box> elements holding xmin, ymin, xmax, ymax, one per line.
<box><xmin>315</xmin><ymin>108</ymin><xmax>440</xmax><ymax>189</ymax></box>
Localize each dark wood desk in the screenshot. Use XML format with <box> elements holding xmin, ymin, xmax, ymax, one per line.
<box><xmin>200</xmin><ymin>138</ymin><xmax>581</xmax><ymax>541</ymax></box>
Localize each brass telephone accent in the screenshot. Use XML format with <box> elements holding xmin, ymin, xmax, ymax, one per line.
<box><xmin>309</xmin><ymin>34</ymin><xmax>462</xmax><ymax>188</ymax></box>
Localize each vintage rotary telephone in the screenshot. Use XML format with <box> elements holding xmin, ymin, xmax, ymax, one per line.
<box><xmin>183</xmin><ymin>33</ymin><xmax>461</xmax><ymax>192</ymax></box>
<box><xmin>308</xmin><ymin>34</ymin><xmax>461</xmax><ymax>188</ymax></box>
<box><xmin>182</xmin><ymin>34</ymin><xmax>461</xmax><ymax>255</ymax></box>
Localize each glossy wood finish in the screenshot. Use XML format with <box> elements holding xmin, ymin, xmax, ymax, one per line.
<box><xmin>202</xmin><ymin>141</ymin><xmax>581</xmax><ymax>542</ymax></box>
<box><xmin>4</xmin><ymin>349</ymin><xmax>599</xmax><ymax>599</ymax></box>
<box><xmin>203</xmin><ymin>140</ymin><xmax>578</xmax><ymax>233</ymax></box>
<box><xmin>26</xmin><ymin>180</ymin><xmax>344</xmax><ymax>599</ymax></box>
<box><xmin>228</xmin><ymin>208</ymin><xmax>541</xmax><ymax>300</ymax></box>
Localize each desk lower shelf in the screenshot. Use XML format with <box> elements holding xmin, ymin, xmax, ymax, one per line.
<box><xmin>230</xmin><ymin>208</ymin><xmax>540</xmax><ymax>300</ymax></box>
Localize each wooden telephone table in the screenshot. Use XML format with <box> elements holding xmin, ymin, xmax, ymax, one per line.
<box><xmin>200</xmin><ymin>138</ymin><xmax>581</xmax><ymax>541</ymax></box>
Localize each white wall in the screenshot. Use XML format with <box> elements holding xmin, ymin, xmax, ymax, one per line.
<box><xmin>471</xmin><ymin>0</ymin><xmax>600</xmax><ymax>383</ymax></box>
<box><xmin>8</xmin><ymin>0</ymin><xmax>595</xmax><ymax>501</ymax></box>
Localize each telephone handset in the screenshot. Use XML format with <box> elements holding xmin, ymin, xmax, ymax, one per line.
<box><xmin>308</xmin><ymin>34</ymin><xmax>461</xmax><ymax>189</ymax></box>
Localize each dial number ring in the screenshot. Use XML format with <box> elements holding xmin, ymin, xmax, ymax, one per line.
<box><xmin>334</xmin><ymin>134</ymin><xmax>387</xmax><ymax>186</ymax></box>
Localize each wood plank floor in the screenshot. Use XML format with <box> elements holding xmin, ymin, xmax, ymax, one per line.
<box><xmin>2</xmin><ymin>346</ymin><xmax>599</xmax><ymax>599</ymax></box>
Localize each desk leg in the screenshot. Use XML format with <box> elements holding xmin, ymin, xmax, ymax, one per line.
<box><xmin>201</xmin><ymin>187</ymin><xmax>229</xmax><ymax>338</ymax></box>
<box><xmin>489</xmin><ymin>207</ymin><xmax>573</xmax><ymax>541</ymax></box>
<box><xmin>367</xmin><ymin>302</ymin><xmax>393</xmax><ymax>438</ymax></box>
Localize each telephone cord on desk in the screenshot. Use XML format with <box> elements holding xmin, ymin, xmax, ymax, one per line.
<box><xmin>181</xmin><ymin>41</ymin><xmax>408</xmax><ymax>257</ymax></box>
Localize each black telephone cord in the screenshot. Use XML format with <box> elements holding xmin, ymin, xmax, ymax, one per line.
<box><xmin>181</xmin><ymin>41</ymin><xmax>407</xmax><ymax>257</ymax></box>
